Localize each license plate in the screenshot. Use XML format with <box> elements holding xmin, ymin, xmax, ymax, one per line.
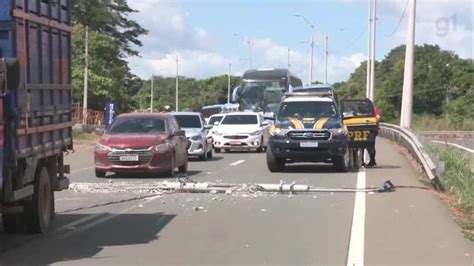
<box><xmin>229</xmin><ymin>141</ymin><xmax>241</xmax><ymax>146</ymax></box>
<box><xmin>119</xmin><ymin>155</ymin><xmax>139</xmax><ymax>161</ymax></box>
<box><xmin>300</xmin><ymin>141</ymin><xmax>318</xmax><ymax>148</ymax></box>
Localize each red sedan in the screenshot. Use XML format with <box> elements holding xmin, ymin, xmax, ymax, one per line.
<box><xmin>94</xmin><ymin>113</ymin><xmax>188</xmax><ymax>177</ymax></box>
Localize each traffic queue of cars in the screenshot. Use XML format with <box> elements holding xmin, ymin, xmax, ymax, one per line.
<box><xmin>94</xmin><ymin>84</ymin><xmax>379</xmax><ymax>178</ymax></box>
<box><xmin>94</xmin><ymin>110</ymin><xmax>270</xmax><ymax>178</ymax></box>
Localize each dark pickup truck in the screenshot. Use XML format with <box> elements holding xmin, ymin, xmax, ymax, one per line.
<box><xmin>0</xmin><ymin>0</ymin><xmax>72</xmax><ymax>233</ymax></box>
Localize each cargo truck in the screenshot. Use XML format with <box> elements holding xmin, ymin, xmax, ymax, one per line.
<box><xmin>0</xmin><ymin>0</ymin><xmax>72</xmax><ymax>233</ymax></box>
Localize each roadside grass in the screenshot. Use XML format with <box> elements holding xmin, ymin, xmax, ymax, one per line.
<box><xmin>73</xmin><ymin>129</ymin><xmax>101</xmax><ymax>145</ymax></box>
<box><xmin>412</xmin><ymin>114</ymin><xmax>474</xmax><ymax>131</ymax></box>
<box><xmin>430</xmin><ymin>145</ymin><xmax>474</xmax><ymax>240</ymax></box>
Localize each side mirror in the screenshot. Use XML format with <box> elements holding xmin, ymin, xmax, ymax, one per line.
<box><xmin>261</xmin><ymin>121</ymin><xmax>269</xmax><ymax>127</ymax></box>
<box><xmin>213</xmin><ymin>121</ymin><xmax>220</xmax><ymax>126</ymax></box>
<box><xmin>204</xmin><ymin>124</ymin><xmax>213</xmax><ymax>130</ymax></box>
<box><xmin>173</xmin><ymin>130</ymin><xmax>186</xmax><ymax>137</ymax></box>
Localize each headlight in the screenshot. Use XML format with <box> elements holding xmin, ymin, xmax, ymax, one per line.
<box><xmin>155</xmin><ymin>143</ymin><xmax>170</xmax><ymax>152</ymax></box>
<box><xmin>329</xmin><ymin>127</ymin><xmax>348</xmax><ymax>136</ymax></box>
<box><xmin>95</xmin><ymin>143</ymin><xmax>109</xmax><ymax>151</ymax></box>
<box><xmin>191</xmin><ymin>134</ymin><xmax>202</xmax><ymax>141</ymax></box>
<box><xmin>249</xmin><ymin>130</ymin><xmax>262</xmax><ymax>136</ymax></box>
<box><xmin>269</xmin><ymin>125</ymin><xmax>290</xmax><ymax>136</ymax></box>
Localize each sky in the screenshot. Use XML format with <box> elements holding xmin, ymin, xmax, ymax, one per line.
<box><xmin>127</xmin><ymin>0</ymin><xmax>473</xmax><ymax>84</ymax></box>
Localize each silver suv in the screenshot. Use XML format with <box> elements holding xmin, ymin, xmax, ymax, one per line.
<box><xmin>173</xmin><ymin>112</ymin><xmax>213</xmax><ymax>161</ymax></box>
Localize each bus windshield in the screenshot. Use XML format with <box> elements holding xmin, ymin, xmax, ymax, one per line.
<box><xmin>239</xmin><ymin>80</ymin><xmax>285</xmax><ymax>113</ymax></box>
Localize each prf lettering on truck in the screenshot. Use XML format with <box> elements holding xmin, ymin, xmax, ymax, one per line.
<box><xmin>348</xmin><ymin>130</ymin><xmax>370</xmax><ymax>141</ymax></box>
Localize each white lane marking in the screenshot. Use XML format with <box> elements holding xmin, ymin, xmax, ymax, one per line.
<box><xmin>347</xmin><ymin>169</ymin><xmax>366</xmax><ymax>266</ymax></box>
<box><xmin>230</xmin><ymin>160</ymin><xmax>246</xmax><ymax>166</ymax></box>
<box><xmin>70</xmin><ymin>166</ymin><xmax>94</xmax><ymax>173</ymax></box>
<box><xmin>431</xmin><ymin>140</ymin><xmax>474</xmax><ymax>153</ymax></box>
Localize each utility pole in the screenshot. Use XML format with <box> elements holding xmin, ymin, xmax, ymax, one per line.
<box><xmin>324</xmin><ymin>34</ymin><xmax>328</xmax><ymax>84</ymax></box>
<box><xmin>82</xmin><ymin>25</ymin><xmax>89</xmax><ymax>125</ymax></box>
<box><xmin>400</xmin><ymin>0</ymin><xmax>416</xmax><ymax>128</ymax></box>
<box><xmin>227</xmin><ymin>63</ymin><xmax>232</xmax><ymax>104</ymax></box>
<box><xmin>175</xmin><ymin>56</ymin><xmax>179</xmax><ymax>112</ymax></box>
<box><xmin>150</xmin><ymin>76</ymin><xmax>154</xmax><ymax>112</ymax></box>
<box><xmin>369</xmin><ymin>0</ymin><xmax>377</xmax><ymax>101</ymax></box>
<box><xmin>287</xmin><ymin>48</ymin><xmax>291</xmax><ymax>70</ymax></box>
<box><xmin>366</xmin><ymin>0</ymin><xmax>373</xmax><ymax>99</ymax></box>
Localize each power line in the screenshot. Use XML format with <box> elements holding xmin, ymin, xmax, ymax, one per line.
<box><xmin>385</xmin><ymin>0</ymin><xmax>409</xmax><ymax>37</ymax></box>
<box><xmin>332</xmin><ymin>27</ymin><xmax>367</xmax><ymax>55</ymax></box>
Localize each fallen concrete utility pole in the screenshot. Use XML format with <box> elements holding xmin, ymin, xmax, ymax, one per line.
<box><xmin>157</xmin><ymin>180</ymin><xmax>395</xmax><ymax>194</ymax></box>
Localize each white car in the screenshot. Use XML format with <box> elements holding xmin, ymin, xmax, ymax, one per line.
<box><xmin>173</xmin><ymin>112</ymin><xmax>213</xmax><ymax>161</ymax></box>
<box><xmin>207</xmin><ymin>114</ymin><xmax>225</xmax><ymax>126</ymax></box>
<box><xmin>211</xmin><ymin>112</ymin><xmax>268</xmax><ymax>153</ymax></box>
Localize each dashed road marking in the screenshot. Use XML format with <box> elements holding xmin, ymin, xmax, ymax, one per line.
<box><xmin>230</xmin><ymin>160</ymin><xmax>246</xmax><ymax>166</ymax></box>
<box><xmin>70</xmin><ymin>166</ymin><xmax>94</xmax><ymax>173</ymax></box>
<box><xmin>347</xmin><ymin>169</ymin><xmax>366</xmax><ymax>266</ymax></box>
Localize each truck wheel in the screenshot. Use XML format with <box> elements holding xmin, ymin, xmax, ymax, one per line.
<box><xmin>95</xmin><ymin>169</ymin><xmax>106</xmax><ymax>178</ymax></box>
<box><xmin>334</xmin><ymin>146</ymin><xmax>350</xmax><ymax>173</ymax></box>
<box><xmin>25</xmin><ymin>168</ymin><xmax>53</xmax><ymax>233</ymax></box>
<box><xmin>214</xmin><ymin>148</ymin><xmax>221</xmax><ymax>153</ymax></box>
<box><xmin>266</xmin><ymin>148</ymin><xmax>285</xmax><ymax>172</ymax></box>
<box><xmin>199</xmin><ymin>148</ymin><xmax>208</xmax><ymax>161</ymax></box>
<box><xmin>2</xmin><ymin>213</ymin><xmax>25</xmax><ymax>234</ymax></box>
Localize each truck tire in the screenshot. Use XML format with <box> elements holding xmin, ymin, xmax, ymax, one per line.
<box><xmin>334</xmin><ymin>146</ymin><xmax>350</xmax><ymax>173</ymax></box>
<box><xmin>214</xmin><ymin>148</ymin><xmax>221</xmax><ymax>153</ymax></box>
<box><xmin>2</xmin><ymin>213</ymin><xmax>24</xmax><ymax>234</ymax></box>
<box><xmin>25</xmin><ymin>168</ymin><xmax>53</xmax><ymax>233</ymax></box>
<box><xmin>95</xmin><ymin>169</ymin><xmax>106</xmax><ymax>178</ymax></box>
<box><xmin>266</xmin><ymin>148</ymin><xmax>285</xmax><ymax>172</ymax></box>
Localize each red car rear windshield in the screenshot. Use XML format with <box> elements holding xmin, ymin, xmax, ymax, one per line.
<box><xmin>107</xmin><ymin>117</ymin><xmax>166</xmax><ymax>134</ymax></box>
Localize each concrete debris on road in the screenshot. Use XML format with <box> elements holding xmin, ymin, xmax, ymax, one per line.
<box><xmin>193</xmin><ymin>206</ymin><xmax>205</xmax><ymax>211</ymax></box>
<box><xmin>68</xmin><ymin>179</ymin><xmax>395</xmax><ymax>198</ymax></box>
<box><xmin>261</xmin><ymin>209</ymin><xmax>267</xmax><ymax>212</ymax></box>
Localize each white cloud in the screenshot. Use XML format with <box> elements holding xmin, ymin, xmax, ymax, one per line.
<box><xmin>127</xmin><ymin>0</ymin><xmax>471</xmax><ymax>83</ymax></box>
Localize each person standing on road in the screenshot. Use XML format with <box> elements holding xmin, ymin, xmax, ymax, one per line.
<box><xmin>366</xmin><ymin>103</ymin><xmax>380</xmax><ymax>167</ymax></box>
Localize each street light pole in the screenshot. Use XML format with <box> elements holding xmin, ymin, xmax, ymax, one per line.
<box><xmin>233</xmin><ymin>34</ymin><xmax>252</xmax><ymax>69</ymax></box>
<box><xmin>227</xmin><ymin>62</ymin><xmax>232</xmax><ymax>104</ymax></box>
<box><xmin>82</xmin><ymin>25</ymin><xmax>89</xmax><ymax>125</ymax></box>
<box><xmin>295</xmin><ymin>15</ymin><xmax>315</xmax><ymax>85</ymax></box>
<box><xmin>287</xmin><ymin>48</ymin><xmax>290</xmax><ymax>70</ymax></box>
<box><xmin>310</xmin><ymin>24</ymin><xmax>314</xmax><ymax>84</ymax></box>
<box><xmin>150</xmin><ymin>76</ymin><xmax>154</xmax><ymax>112</ymax></box>
<box><xmin>324</xmin><ymin>34</ymin><xmax>328</xmax><ymax>84</ymax></box>
<box><xmin>400</xmin><ymin>0</ymin><xmax>417</xmax><ymax>129</ymax></box>
<box><xmin>175</xmin><ymin>56</ymin><xmax>179</xmax><ymax>112</ymax></box>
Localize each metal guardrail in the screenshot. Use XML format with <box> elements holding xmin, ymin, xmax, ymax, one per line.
<box><xmin>379</xmin><ymin>123</ymin><xmax>442</xmax><ymax>189</ymax></box>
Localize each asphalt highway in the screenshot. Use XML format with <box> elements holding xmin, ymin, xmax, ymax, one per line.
<box><xmin>0</xmin><ymin>138</ymin><xmax>472</xmax><ymax>265</ymax></box>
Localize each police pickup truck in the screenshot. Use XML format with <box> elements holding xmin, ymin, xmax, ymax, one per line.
<box><xmin>266</xmin><ymin>93</ymin><xmax>351</xmax><ymax>172</ymax></box>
